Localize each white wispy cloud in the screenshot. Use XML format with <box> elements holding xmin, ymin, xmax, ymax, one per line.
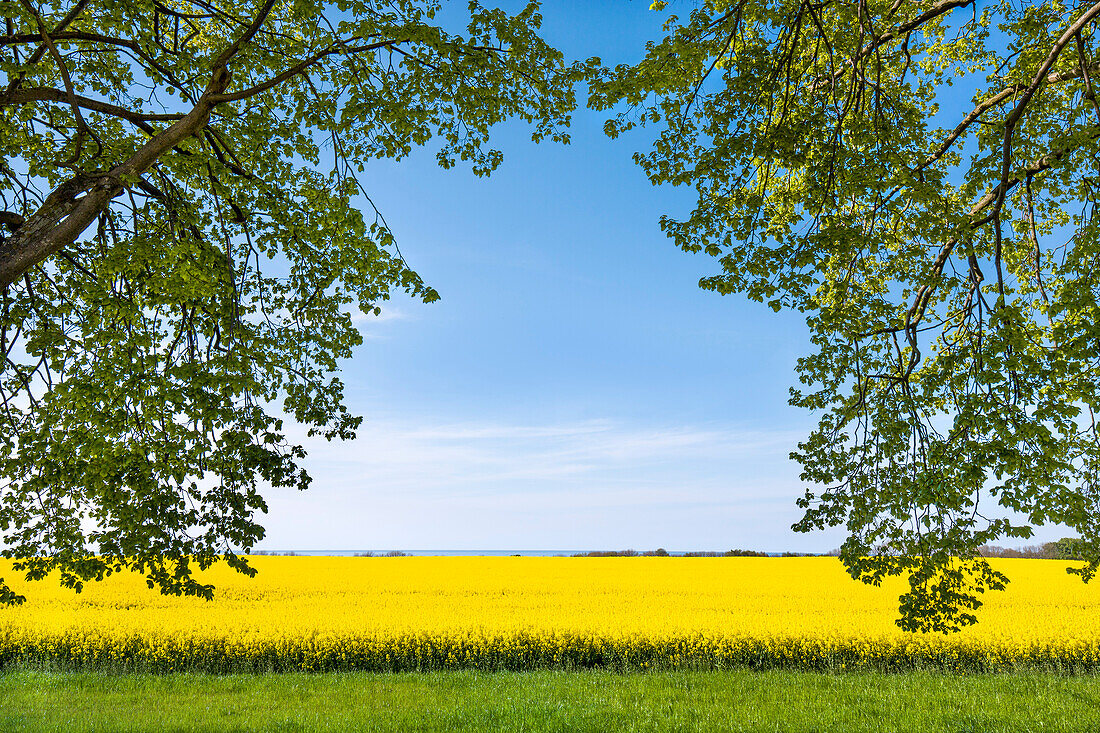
<box><xmin>349</xmin><ymin>305</ymin><xmax>411</xmax><ymax>325</ymax></box>
<box><xmin>261</xmin><ymin>416</ymin><xmax>832</xmax><ymax>552</ymax></box>
<box><xmin>296</xmin><ymin>418</ymin><xmax>800</xmax><ymax>488</ymax></box>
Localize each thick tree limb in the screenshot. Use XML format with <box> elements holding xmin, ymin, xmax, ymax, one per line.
<box><xmin>0</xmin><ymin>67</ymin><xmax>230</xmax><ymax>289</ymax></box>
<box><xmin>2</xmin><ymin>87</ymin><xmax>185</xmax><ymax>124</ymax></box>
<box><xmin>1</xmin><ymin>11</ymin><xmax>406</xmax><ymax>288</ymax></box>
<box><xmin>0</xmin><ymin>0</ymin><xmax>296</xmax><ymax>289</ymax></box>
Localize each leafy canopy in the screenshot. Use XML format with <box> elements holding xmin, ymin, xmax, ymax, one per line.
<box><xmin>0</xmin><ymin>0</ymin><xmax>587</xmax><ymax>604</ymax></box>
<box><xmin>592</xmin><ymin>0</ymin><xmax>1100</xmax><ymax>631</ymax></box>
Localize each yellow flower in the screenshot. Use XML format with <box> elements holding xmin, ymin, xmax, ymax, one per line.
<box><xmin>0</xmin><ymin>557</ymin><xmax>1096</xmax><ymax>672</ymax></box>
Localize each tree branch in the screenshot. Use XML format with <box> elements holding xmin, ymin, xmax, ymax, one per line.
<box><xmin>863</xmin><ymin>124</ymin><xmax>1099</xmax><ymax>343</ymax></box>
<box><xmin>3</xmin><ymin>86</ymin><xmax>185</xmax><ymax>125</ymax></box>
<box><xmin>994</xmin><ymin>1</ymin><xmax>1100</xmax><ymax>219</ymax></box>
<box><xmin>208</xmin><ymin>39</ymin><xmax>401</xmax><ymax>104</ymax></box>
<box><xmin>0</xmin><ymin>66</ymin><xmax>232</xmax><ymax>289</ymax></box>
<box><xmin>2</xmin><ymin>0</ymin><xmax>89</xmax><ymax>99</ymax></box>
<box><xmin>811</xmin><ymin>0</ymin><xmax>976</xmax><ymax>93</ymax></box>
<box><xmin>210</xmin><ymin>0</ymin><xmax>278</xmax><ymax>70</ymax></box>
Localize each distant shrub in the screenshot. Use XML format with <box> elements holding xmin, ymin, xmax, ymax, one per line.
<box><xmin>383</xmin><ymin>551</ymin><xmax>409</xmax><ymax>557</ymax></box>
<box><xmin>571</xmin><ymin>549</ymin><xmax>660</xmax><ymax>557</ymax></box>
<box><xmin>573</xmin><ymin>549</ymin><xmax>779</xmax><ymax>557</ymax></box>
<box><xmin>1055</xmin><ymin>538</ymin><xmax>1086</xmax><ymax>561</ymax></box>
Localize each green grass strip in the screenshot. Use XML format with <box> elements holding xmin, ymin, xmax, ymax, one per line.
<box><xmin>3</xmin><ymin>669</ymin><xmax>1100</xmax><ymax>732</ymax></box>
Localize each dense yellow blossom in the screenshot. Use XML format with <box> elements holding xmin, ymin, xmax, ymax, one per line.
<box><xmin>1</xmin><ymin>557</ymin><xmax>1097</xmax><ymax>672</ymax></box>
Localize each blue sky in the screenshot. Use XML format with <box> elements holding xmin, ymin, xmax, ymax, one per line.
<box><xmin>253</xmin><ymin>1</ymin><xmax>1059</xmax><ymax>554</ymax></box>
<box><xmin>254</xmin><ymin>1</ymin><xmax>840</xmax><ymax>553</ymax></box>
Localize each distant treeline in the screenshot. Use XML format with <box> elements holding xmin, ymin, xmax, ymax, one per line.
<box><xmin>569</xmin><ymin>549</ymin><xmax>820</xmax><ymax>557</ymax></box>
<box><xmin>249</xmin><ymin>543</ymin><xmax>1088</xmax><ymax>559</ymax></box>
<box><xmin>978</xmin><ymin>538</ymin><xmax>1086</xmax><ymax>560</ymax></box>
<box><xmin>568</xmin><ymin>543</ymin><xmax>1093</xmax><ymax>559</ymax></box>
<box><xmin>816</xmin><ymin>538</ymin><xmax>1088</xmax><ymax>560</ymax></box>
<box><xmin>251</xmin><ymin>551</ymin><xmax>410</xmax><ymax>557</ymax></box>
<box><xmin>252</xmin><ymin>549</ymin><xmax>822</xmax><ymax>558</ymax></box>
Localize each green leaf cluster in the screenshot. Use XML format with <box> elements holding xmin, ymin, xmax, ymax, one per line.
<box><xmin>0</xmin><ymin>0</ymin><xmax>591</xmax><ymax>603</ymax></box>
<box><xmin>593</xmin><ymin>0</ymin><xmax>1100</xmax><ymax>631</ymax></box>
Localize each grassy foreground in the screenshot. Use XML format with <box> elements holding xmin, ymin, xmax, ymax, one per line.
<box><xmin>3</xmin><ymin>669</ymin><xmax>1100</xmax><ymax>732</ymax></box>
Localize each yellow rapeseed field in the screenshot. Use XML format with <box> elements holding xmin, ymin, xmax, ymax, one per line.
<box><xmin>1</xmin><ymin>557</ymin><xmax>1097</xmax><ymax>672</ymax></box>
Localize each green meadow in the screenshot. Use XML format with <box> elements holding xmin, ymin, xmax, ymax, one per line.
<box><xmin>4</xmin><ymin>669</ymin><xmax>1100</xmax><ymax>732</ymax></box>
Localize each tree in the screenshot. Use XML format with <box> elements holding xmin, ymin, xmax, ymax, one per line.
<box><xmin>591</xmin><ymin>0</ymin><xmax>1100</xmax><ymax>632</ymax></box>
<box><xmin>0</xmin><ymin>0</ymin><xmax>586</xmax><ymax>605</ymax></box>
<box><xmin>1055</xmin><ymin>536</ymin><xmax>1086</xmax><ymax>560</ymax></box>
